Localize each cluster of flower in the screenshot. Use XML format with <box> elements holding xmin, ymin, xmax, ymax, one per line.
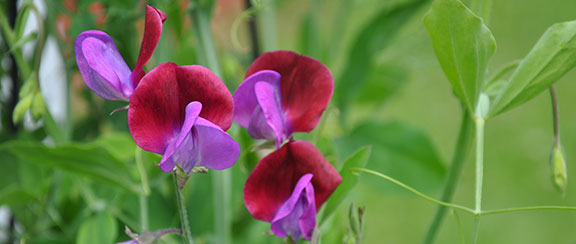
<box><xmin>75</xmin><ymin>5</ymin><xmax>341</xmax><ymax>242</ymax></box>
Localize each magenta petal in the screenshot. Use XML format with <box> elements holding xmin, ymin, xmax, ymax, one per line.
<box><xmin>234</xmin><ymin>70</ymin><xmax>281</xmax><ymax>128</ymax></box>
<box><xmin>159</xmin><ymin>102</ymin><xmax>202</xmax><ymax>173</ymax></box>
<box><xmin>193</xmin><ymin>117</ymin><xmax>241</xmax><ymax>170</ymax></box>
<box><xmin>254</xmin><ymin>81</ymin><xmax>286</xmax><ymax>147</ymax></box>
<box><xmin>75</xmin><ymin>30</ymin><xmax>131</xmax><ymax>100</ymax></box>
<box><xmin>130</xmin><ymin>5</ymin><xmax>167</xmax><ymax>87</ymax></box>
<box><xmin>129</xmin><ymin>62</ymin><xmax>181</xmax><ymax>154</ymax></box>
<box><xmin>271</xmin><ymin>174</ymin><xmax>316</xmax><ymax>241</ymax></box>
<box><xmin>244</xmin><ymin>141</ymin><xmax>342</xmax><ymax>222</ymax></box>
<box><xmin>245</xmin><ymin>51</ymin><xmax>334</xmax><ymax>132</ymax></box>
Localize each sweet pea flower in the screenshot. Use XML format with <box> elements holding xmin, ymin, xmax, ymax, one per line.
<box><xmin>75</xmin><ymin>5</ymin><xmax>166</xmax><ymax>101</ymax></box>
<box><xmin>234</xmin><ymin>51</ymin><xmax>334</xmax><ymax>147</ymax></box>
<box><xmin>116</xmin><ymin>226</ymin><xmax>182</xmax><ymax>244</ymax></box>
<box><xmin>128</xmin><ymin>62</ymin><xmax>240</xmax><ymax>176</ymax></box>
<box><xmin>244</xmin><ymin>140</ymin><xmax>341</xmax><ymax>240</ymax></box>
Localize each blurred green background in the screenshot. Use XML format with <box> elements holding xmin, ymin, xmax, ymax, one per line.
<box><xmin>1</xmin><ymin>0</ymin><xmax>576</xmax><ymax>243</ymax></box>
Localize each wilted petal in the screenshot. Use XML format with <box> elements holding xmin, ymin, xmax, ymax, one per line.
<box><xmin>271</xmin><ymin>173</ymin><xmax>316</xmax><ymax>241</ymax></box>
<box><xmin>234</xmin><ymin>70</ymin><xmax>281</xmax><ymax>127</ymax></box>
<box><xmin>245</xmin><ymin>51</ymin><xmax>334</xmax><ymax>132</ymax></box>
<box><xmin>244</xmin><ymin>140</ymin><xmax>342</xmax><ymax>221</ymax></box>
<box><xmin>130</xmin><ymin>5</ymin><xmax>167</xmax><ymax>87</ymax></box>
<box><xmin>159</xmin><ymin>101</ymin><xmax>202</xmax><ymax>173</ymax></box>
<box><xmin>194</xmin><ymin>117</ymin><xmax>241</xmax><ymax>170</ymax></box>
<box><xmin>75</xmin><ymin>30</ymin><xmax>132</xmax><ymax>100</ymax></box>
<box><xmin>129</xmin><ymin>63</ymin><xmax>234</xmax><ymax>154</ymax></box>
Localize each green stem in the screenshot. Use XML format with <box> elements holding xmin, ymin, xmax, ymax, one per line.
<box><xmin>422</xmin><ymin>112</ymin><xmax>474</xmax><ymax>244</ymax></box>
<box><xmin>190</xmin><ymin>3</ymin><xmax>231</xmax><ymax>243</ymax></box>
<box><xmin>482</xmin><ymin>206</ymin><xmax>576</xmax><ymax>215</ymax></box>
<box><xmin>136</xmin><ymin>148</ymin><xmax>150</xmax><ymax>232</ymax></box>
<box><xmin>259</xmin><ymin>0</ymin><xmax>277</xmax><ymax>52</ymax></box>
<box><xmin>174</xmin><ymin>174</ymin><xmax>194</xmax><ymax>244</ymax></box>
<box><xmin>550</xmin><ymin>86</ymin><xmax>560</xmax><ymax>146</ymax></box>
<box><xmin>352</xmin><ymin>168</ymin><xmax>475</xmax><ymax>214</ymax></box>
<box><xmin>472</xmin><ymin>117</ymin><xmax>485</xmax><ymax>244</ymax></box>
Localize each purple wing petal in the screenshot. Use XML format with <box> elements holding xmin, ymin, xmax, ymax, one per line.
<box><xmin>159</xmin><ymin>101</ymin><xmax>202</xmax><ymax>173</ymax></box>
<box><xmin>234</xmin><ymin>70</ymin><xmax>281</xmax><ymax>127</ymax></box>
<box><xmin>247</xmin><ymin>106</ymin><xmax>276</xmax><ymax>141</ymax></box>
<box><xmin>193</xmin><ymin>117</ymin><xmax>241</xmax><ymax>170</ymax></box>
<box><xmin>75</xmin><ymin>30</ymin><xmax>132</xmax><ymax>100</ymax></box>
<box><xmin>254</xmin><ymin>81</ymin><xmax>286</xmax><ymax>147</ymax></box>
<box><xmin>271</xmin><ymin>174</ymin><xmax>316</xmax><ymax>241</ymax></box>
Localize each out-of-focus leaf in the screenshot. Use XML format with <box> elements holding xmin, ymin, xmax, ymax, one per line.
<box><xmin>424</xmin><ymin>0</ymin><xmax>496</xmax><ymax>113</ymax></box>
<box><xmin>490</xmin><ymin>20</ymin><xmax>576</xmax><ymax>116</ymax></box>
<box><xmin>0</xmin><ymin>186</ymin><xmax>35</xmax><ymax>206</ymax></box>
<box><xmin>322</xmin><ymin>146</ymin><xmax>371</xmax><ymax>223</ymax></box>
<box><xmin>0</xmin><ymin>140</ymin><xmax>140</xmax><ymax>194</ymax></box>
<box><xmin>335</xmin><ymin>121</ymin><xmax>445</xmax><ymax>193</ymax></box>
<box><xmin>94</xmin><ymin>133</ymin><xmax>137</xmax><ymax>163</ymax></box>
<box><xmin>336</xmin><ymin>0</ymin><xmax>429</xmax><ymax>116</ymax></box>
<box><xmin>76</xmin><ymin>212</ymin><xmax>118</xmax><ymax>244</ymax></box>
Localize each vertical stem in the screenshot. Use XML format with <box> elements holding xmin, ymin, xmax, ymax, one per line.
<box><xmin>422</xmin><ymin>112</ymin><xmax>474</xmax><ymax>244</ymax></box>
<box><xmin>550</xmin><ymin>86</ymin><xmax>560</xmax><ymax>146</ymax></box>
<box><xmin>190</xmin><ymin>3</ymin><xmax>231</xmax><ymax>243</ymax></box>
<box><xmin>174</xmin><ymin>174</ymin><xmax>194</xmax><ymax>244</ymax></box>
<box><xmin>473</xmin><ymin>118</ymin><xmax>485</xmax><ymax>244</ymax></box>
<box><xmin>245</xmin><ymin>0</ymin><xmax>260</xmax><ymax>60</ymax></box>
<box><xmin>259</xmin><ymin>0</ymin><xmax>277</xmax><ymax>52</ymax></box>
<box><xmin>136</xmin><ymin>148</ymin><xmax>150</xmax><ymax>232</ymax></box>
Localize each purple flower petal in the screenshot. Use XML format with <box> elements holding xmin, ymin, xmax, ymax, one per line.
<box><xmin>254</xmin><ymin>81</ymin><xmax>286</xmax><ymax>147</ymax></box>
<box><xmin>194</xmin><ymin>117</ymin><xmax>241</xmax><ymax>170</ymax></box>
<box><xmin>75</xmin><ymin>30</ymin><xmax>132</xmax><ymax>100</ymax></box>
<box><xmin>159</xmin><ymin>101</ymin><xmax>240</xmax><ymax>173</ymax></box>
<box><xmin>159</xmin><ymin>101</ymin><xmax>202</xmax><ymax>173</ymax></box>
<box><xmin>234</xmin><ymin>70</ymin><xmax>281</xmax><ymax>128</ymax></box>
<box><xmin>271</xmin><ymin>173</ymin><xmax>316</xmax><ymax>241</ymax></box>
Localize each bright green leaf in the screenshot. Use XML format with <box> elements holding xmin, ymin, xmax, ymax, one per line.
<box><xmin>490</xmin><ymin>20</ymin><xmax>576</xmax><ymax>115</ymax></box>
<box><xmin>321</xmin><ymin>146</ymin><xmax>371</xmax><ymax>222</ymax></box>
<box><xmin>424</xmin><ymin>0</ymin><xmax>496</xmax><ymax>113</ymax></box>
<box><xmin>76</xmin><ymin>212</ymin><xmax>118</xmax><ymax>244</ymax></box>
<box><xmin>335</xmin><ymin>121</ymin><xmax>445</xmax><ymax>193</ymax></box>
<box><xmin>0</xmin><ymin>140</ymin><xmax>140</xmax><ymax>194</ymax></box>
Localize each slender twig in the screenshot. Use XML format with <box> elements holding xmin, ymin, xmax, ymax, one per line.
<box><xmin>136</xmin><ymin>148</ymin><xmax>149</xmax><ymax>232</ymax></box>
<box><xmin>482</xmin><ymin>206</ymin><xmax>576</xmax><ymax>216</ymax></box>
<box><xmin>352</xmin><ymin>168</ymin><xmax>475</xmax><ymax>214</ymax></box>
<box><xmin>550</xmin><ymin>86</ymin><xmax>560</xmax><ymax>146</ymax></box>
<box><xmin>423</xmin><ymin>112</ymin><xmax>474</xmax><ymax>244</ymax></box>
<box><xmin>173</xmin><ymin>174</ymin><xmax>194</xmax><ymax>244</ymax></box>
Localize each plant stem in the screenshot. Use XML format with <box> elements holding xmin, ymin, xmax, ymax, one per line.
<box><xmin>190</xmin><ymin>2</ymin><xmax>231</xmax><ymax>243</ymax></box>
<box><xmin>482</xmin><ymin>206</ymin><xmax>576</xmax><ymax>215</ymax></box>
<box><xmin>245</xmin><ymin>0</ymin><xmax>260</xmax><ymax>60</ymax></box>
<box><xmin>352</xmin><ymin>168</ymin><xmax>475</xmax><ymax>214</ymax></box>
<box><xmin>174</xmin><ymin>174</ymin><xmax>194</xmax><ymax>244</ymax></box>
<box><xmin>473</xmin><ymin>117</ymin><xmax>485</xmax><ymax>244</ymax></box>
<box><xmin>550</xmin><ymin>86</ymin><xmax>560</xmax><ymax>146</ymax></box>
<box><xmin>259</xmin><ymin>0</ymin><xmax>277</xmax><ymax>52</ymax></box>
<box><xmin>136</xmin><ymin>148</ymin><xmax>150</xmax><ymax>232</ymax></box>
<box><xmin>422</xmin><ymin>112</ymin><xmax>474</xmax><ymax>244</ymax></box>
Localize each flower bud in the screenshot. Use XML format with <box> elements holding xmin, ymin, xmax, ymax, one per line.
<box><xmin>550</xmin><ymin>144</ymin><xmax>567</xmax><ymax>193</ymax></box>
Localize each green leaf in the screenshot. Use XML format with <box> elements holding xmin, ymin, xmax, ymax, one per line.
<box><xmin>335</xmin><ymin>121</ymin><xmax>445</xmax><ymax>193</ymax></box>
<box><xmin>490</xmin><ymin>20</ymin><xmax>576</xmax><ymax>115</ymax></box>
<box><xmin>336</xmin><ymin>0</ymin><xmax>429</xmax><ymax>116</ymax></box>
<box><xmin>76</xmin><ymin>212</ymin><xmax>118</xmax><ymax>244</ymax></box>
<box><xmin>321</xmin><ymin>146</ymin><xmax>371</xmax><ymax>222</ymax></box>
<box><xmin>0</xmin><ymin>140</ymin><xmax>140</xmax><ymax>194</ymax></box>
<box><xmin>424</xmin><ymin>0</ymin><xmax>496</xmax><ymax>113</ymax></box>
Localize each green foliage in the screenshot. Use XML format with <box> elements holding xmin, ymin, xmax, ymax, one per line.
<box><xmin>0</xmin><ymin>139</ymin><xmax>141</xmax><ymax>194</ymax></box>
<box><xmin>424</xmin><ymin>0</ymin><xmax>496</xmax><ymax>114</ymax></box>
<box><xmin>490</xmin><ymin>20</ymin><xmax>576</xmax><ymax>116</ymax></box>
<box><xmin>336</xmin><ymin>121</ymin><xmax>446</xmax><ymax>193</ymax></box>
<box><xmin>322</xmin><ymin>146</ymin><xmax>371</xmax><ymax>222</ymax></box>
<box><xmin>76</xmin><ymin>212</ymin><xmax>118</xmax><ymax>244</ymax></box>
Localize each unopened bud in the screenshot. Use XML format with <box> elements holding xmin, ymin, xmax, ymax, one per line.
<box><xmin>30</xmin><ymin>92</ymin><xmax>46</xmax><ymax>121</ymax></box>
<box><xmin>550</xmin><ymin>144</ymin><xmax>567</xmax><ymax>193</ymax></box>
<box><xmin>13</xmin><ymin>95</ymin><xmax>33</xmax><ymax>124</ymax></box>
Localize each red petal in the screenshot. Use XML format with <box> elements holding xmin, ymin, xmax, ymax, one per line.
<box><xmin>244</xmin><ymin>140</ymin><xmax>342</xmax><ymax>221</ymax></box>
<box><xmin>177</xmin><ymin>65</ymin><xmax>234</xmax><ymax>130</ymax></box>
<box><xmin>129</xmin><ymin>63</ymin><xmax>234</xmax><ymax>154</ymax></box>
<box><xmin>245</xmin><ymin>51</ymin><xmax>334</xmax><ymax>133</ymax></box>
<box><xmin>130</xmin><ymin>5</ymin><xmax>166</xmax><ymax>87</ymax></box>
